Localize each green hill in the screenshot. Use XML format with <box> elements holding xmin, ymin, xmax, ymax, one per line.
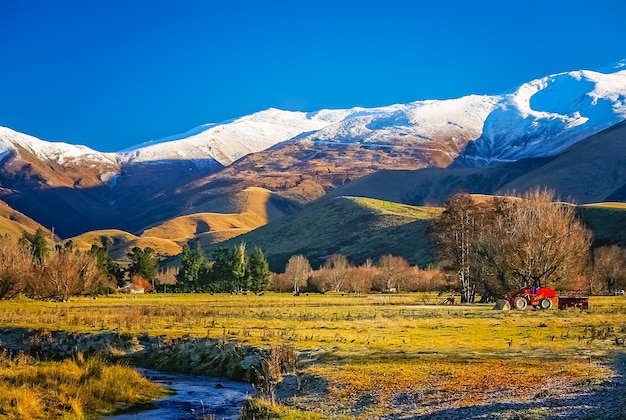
<box><xmin>202</xmin><ymin>196</ymin><xmax>443</xmax><ymax>272</ymax></box>
<box><xmin>578</xmin><ymin>203</ymin><xmax>626</xmax><ymax>248</ymax></box>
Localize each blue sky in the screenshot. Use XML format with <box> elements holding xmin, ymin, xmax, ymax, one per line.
<box><xmin>0</xmin><ymin>0</ymin><xmax>624</xmax><ymax>152</ymax></box>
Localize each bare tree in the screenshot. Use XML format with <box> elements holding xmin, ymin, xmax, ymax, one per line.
<box><xmin>322</xmin><ymin>254</ymin><xmax>350</xmax><ymax>293</ymax></box>
<box><xmin>375</xmin><ymin>255</ymin><xmax>411</xmax><ymax>293</ymax></box>
<box><xmin>433</xmin><ymin>193</ymin><xmax>486</xmax><ymax>302</ymax></box>
<box><xmin>285</xmin><ymin>255</ymin><xmax>311</xmax><ymax>294</ymax></box>
<box><xmin>270</xmin><ymin>272</ymin><xmax>291</xmax><ymax>293</ymax></box>
<box><xmin>30</xmin><ymin>248</ymin><xmax>103</xmax><ymax>301</ymax></box>
<box><xmin>0</xmin><ymin>236</ymin><xmax>32</xmax><ymax>299</ymax></box>
<box><xmin>346</xmin><ymin>260</ymin><xmax>378</xmax><ymax>295</ymax></box>
<box><xmin>478</xmin><ymin>190</ymin><xmax>590</xmax><ymax>295</ymax></box>
<box><xmin>590</xmin><ymin>246</ymin><xmax>626</xmax><ymax>294</ymax></box>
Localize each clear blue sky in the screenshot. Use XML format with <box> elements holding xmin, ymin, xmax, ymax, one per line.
<box><xmin>0</xmin><ymin>0</ymin><xmax>624</xmax><ymax>152</ymax></box>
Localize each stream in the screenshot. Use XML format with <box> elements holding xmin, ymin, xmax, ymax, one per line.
<box><xmin>105</xmin><ymin>369</ymin><xmax>254</xmax><ymax>420</ymax></box>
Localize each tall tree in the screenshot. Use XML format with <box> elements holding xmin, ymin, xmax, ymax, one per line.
<box><xmin>435</xmin><ymin>190</ymin><xmax>591</xmax><ymax>300</ymax></box>
<box><xmin>476</xmin><ymin>190</ymin><xmax>590</xmax><ymax>295</ymax></box>
<box><xmin>285</xmin><ymin>255</ymin><xmax>311</xmax><ymax>294</ymax></box>
<box><xmin>433</xmin><ymin>193</ymin><xmax>485</xmax><ymax>302</ymax></box>
<box><xmin>322</xmin><ymin>253</ymin><xmax>350</xmax><ymax>293</ymax></box>
<box><xmin>30</xmin><ymin>228</ymin><xmax>49</xmax><ymax>265</ymax></box>
<box><xmin>231</xmin><ymin>243</ymin><xmax>248</xmax><ymax>292</ymax></box>
<box><xmin>376</xmin><ymin>254</ymin><xmax>411</xmax><ymax>293</ymax></box>
<box><xmin>0</xmin><ymin>236</ymin><xmax>32</xmax><ymax>299</ymax></box>
<box><xmin>248</xmin><ymin>247</ymin><xmax>270</xmax><ymax>294</ymax></box>
<box><xmin>89</xmin><ymin>245</ymin><xmax>124</xmax><ymax>287</ymax></box>
<box><xmin>127</xmin><ymin>247</ymin><xmax>159</xmax><ymax>282</ymax></box>
<box><xmin>590</xmin><ymin>246</ymin><xmax>626</xmax><ymax>294</ymax></box>
<box><xmin>176</xmin><ymin>243</ymin><xmax>207</xmax><ymax>292</ymax></box>
<box><xmin>207</xmin><ymin>247</ymin><xmax>232</xmax><ymax>292</ymax></box>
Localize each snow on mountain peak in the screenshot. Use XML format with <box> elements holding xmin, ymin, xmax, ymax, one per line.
<box><xmin>0</xmin><ymin>126</ymin><xmax>116</xmax><ymax>166</ymax></box>
<box><xmin>2</xmin><ymin>60</ymin><xmax>625</xmax><ymax>171</ymax></box>
<box><xmin>117</xmin><ymin>107</ymin><xmax>355</xmax><ymax>166</ymax></box>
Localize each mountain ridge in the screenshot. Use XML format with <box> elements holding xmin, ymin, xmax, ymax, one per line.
<box><xmin>1</xmin><ymin>61</ymin><xmax>625</xmax><ymax>239</ymax></box>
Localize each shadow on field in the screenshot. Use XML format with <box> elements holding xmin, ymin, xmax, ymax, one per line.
<box><xmin>404</xmin><ymin>352</ymin><xmax>626</xmax><ymax>420</ymax></box>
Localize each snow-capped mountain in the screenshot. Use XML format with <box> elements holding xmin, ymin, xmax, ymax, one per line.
<box><xmin>1</xmin><ymin>59</ymin><xmax>625</xmax><ymax>172</ymax></box>
<box><xmin>0</xmin><ymin>126</ymin><xmax>116</xmax><ymax>166</ymax></box>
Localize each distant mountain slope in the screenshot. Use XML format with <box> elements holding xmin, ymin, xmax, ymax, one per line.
<box><xmin>0</xmin><ymin>61</ymin><xmax>625</xmax><ymax>238</ymax></box>
<box><xmin>326</xmin><ymin>119</ymin><xmax>626</xmax><ymax>206</ymax></box>
<box><xmin>498</xmin><ymin>119</ymin><xmax>626</xmax><ymax>202</ymax></box>
<box><xmin>201</xmin><ymin>196</ymin><xmax>626</xmax><ymax>274</ymax></box>
<box><xmin>138</xmin><ymin>187</ymin><xmax>293</xmax><ymax>243</ymax></box>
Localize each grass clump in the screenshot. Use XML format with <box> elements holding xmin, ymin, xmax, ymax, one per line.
<box><xmin>0</xmin><ymin>350</ymin><xmax>169</xmax><ymax>419</ymax></box>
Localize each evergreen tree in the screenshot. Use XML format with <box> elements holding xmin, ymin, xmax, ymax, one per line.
<box><xmin>248</xmin><ymin>247</ymin><xmax>270</xmax><ymax>294</ymax></box>
<box><xmin>127</xmin><ymin>247</ymin><xmax>158</xmax><ymax>282</ymax></box>
<box><xmin>231</xmin><ymin>243</ymin><xmax>248</xmax><ymax>292</ymax></box>
<box><xmin>88</xmin><ymin>245</ymin><xmax>124</xmax><ymax>287</ymax></box>
<box><xmin>30</xmin><ymin>228</ymin><xmax>49</xmax><ymax>265</ymax></box>
<box><xmin>176</xmin><ymin>243</ymin><xmax>207</xmax><ymax>292</ymax></box>
<box><xmin>209</xmin><ymin>247</ymin><xmax>232</xmax><ymax>292</ymax></box>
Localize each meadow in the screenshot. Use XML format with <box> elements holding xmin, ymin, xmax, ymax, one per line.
<box><xmin>0</xmin><ymin>293</ymin><xmax>625</xmax><ymax>418</ymax></box>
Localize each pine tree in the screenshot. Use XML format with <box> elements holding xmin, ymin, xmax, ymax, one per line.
<box><xmin>248</xmin><ymin>247</ymin><xmax>270</xmax><ymax>294</ymax></box>
<box><xmin>231</xmin><ymin>243</ymin><xmax>249</xmax><ymax>292</ymax></box>
<box><xmin>127</xmin><ymin>247</ymin><xmax>158</xmax><ymax>282</ymax></box>
<box><xmin>30</xmin><ymin>228</ymin><xmax>49</xmax><ymax>265</ymax></box>
<box><xmin>89</xmin><ymin>244</ymin><xmax>124</xmax><ymax>287</ymax></box>
<box><xmin>176</xmin><ymin>243</ymin><xmax>207</xmax><ymax>292</ymax></box>
<box><xmin>210</xmin><ymin>247</ymin><xmax>232</xmax><ymax>292</ymax></box>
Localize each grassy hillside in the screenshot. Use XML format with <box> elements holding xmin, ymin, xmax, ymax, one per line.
<box><xmin>70</xmin><ymin>229</ymin><xmax>181</xmax><ymax>261</ymax></box>
<box><xmin>138</xmin><ymin>187</ymin><xmax>284</xmax><ymax>244</ymax></box>
<box><xmin>206</xmin><ymin>196</ymin><xmax>443</xmax><ymax>271</ymax></box>
<box><xmin>578</xmin><ymin>202</ymin><xmax>626</xmax><ymax>248</ymax></box>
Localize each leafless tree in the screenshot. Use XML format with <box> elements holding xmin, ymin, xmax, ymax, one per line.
<box><xmin>0</xmin><ymin>236</ymin><xmax>32</xmax><ymax>299</ymax></box>
<box><xmin>269</xmin><ymin>272</ymin><xmax>290</xmax><ymax>293</ymax></box>
<box><xmin>285</xmin><ymin>255</ymin><xmax>311</xmax><ymax>294</ymax></box>
<box><xmin>346</xmin><ymin>260</ymin><xmax>377</xmax><ymax>295</ymax></box>
<box><xmin>322</xmin><ymin>253</ymin><xmax>351</xmax><ymax>292</ymax></box>
<box><xmin>478</xmin><ymin>190</ymin><xmax>590</xmax><ymax>295</ymax></box>
<box><xmin>375</xmin><ymin>255</ymin><xmax>411</xmax><ymax>292</ymax></box>
<box><xmin>29</xmin><ymin>248</ymin><xmax>103</xmax><ymax>301</ymax></box>
<box><xmin>590</xmin><ymin>246</ymin><xmax>626</xmax><ymax>294</ymax></box>
<box><xmin>433</xmin><ymin>193</ymin><xmax>487</xmax><ymax>302</ymax></box>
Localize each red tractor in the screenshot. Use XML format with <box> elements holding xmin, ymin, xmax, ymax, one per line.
<box><xmin>506</xmin><ymin>287</ymin><xmax>558</xmax><ymax>310</ymax></box>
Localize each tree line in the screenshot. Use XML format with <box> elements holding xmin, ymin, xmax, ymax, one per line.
<box><xmin>271</xmin><ymin>253</ymin><xmax>443</xmax><ymax>295</ymax></box>
<box><xmin>2</xmin><ymin>189</ymin><xmax>624</xmax><ymax>300</ymax></box>
<box><xmin>173</xmin><ymin>243</ymin><xmax>271</xmax><ymax>294</ymax></box>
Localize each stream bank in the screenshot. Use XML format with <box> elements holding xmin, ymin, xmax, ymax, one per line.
<box><xmin>0</xmin><ymin>327</ymin><xmax>295</xmax><ymax>418</ymax></box>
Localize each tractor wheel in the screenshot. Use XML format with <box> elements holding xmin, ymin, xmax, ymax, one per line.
<box><xmin>539</xmin><ymin>297</ymin><xmax>553</xmax><ymax>310</ymax></box>
<box><xmin>513</xmin><ymin>296</ymin><xmax>528</xmax><ymax>310</ymax></box>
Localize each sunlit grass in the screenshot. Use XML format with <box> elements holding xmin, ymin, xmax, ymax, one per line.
<box><xmin>1</xmin><ymin>293</ymin><xmax>624</xmax><ymax>418</ymax></box>
<box><xmin>0</xmin><ymin>351</ymin><xmax>168</xmax><ymax>419</ymax></box>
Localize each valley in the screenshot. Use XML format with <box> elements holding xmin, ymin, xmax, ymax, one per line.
<box><xmin>1</xmin><ymin>61</ymin><xmax>626</xmax><ymax>419</ymax></box>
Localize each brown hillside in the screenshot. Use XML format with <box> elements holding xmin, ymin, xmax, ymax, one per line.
<box><xmin>0</xmin><ymin>199</ymin><xmax>50</xmax><ymax>240</ymax></box>
<box><xmin>70</xmin><ymin>229</ymin><xmax>181</xmax><ymax>261</ymax></box>
<box><xmin>138</xmin><ymin>187</ymin><xmax>294</xmax><ymax>244</ymax></box>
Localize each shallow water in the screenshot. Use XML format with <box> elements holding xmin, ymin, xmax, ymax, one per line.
<box><xmin>105</xmin><ymin>369</ymin><xmax>254</xmax><ymax>420</ymax></box>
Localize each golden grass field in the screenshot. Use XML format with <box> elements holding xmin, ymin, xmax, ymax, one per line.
<box><xmin>0</xmin><ymin>293</ymin><xmax>625</xmax><ymax>418</ymax></box>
